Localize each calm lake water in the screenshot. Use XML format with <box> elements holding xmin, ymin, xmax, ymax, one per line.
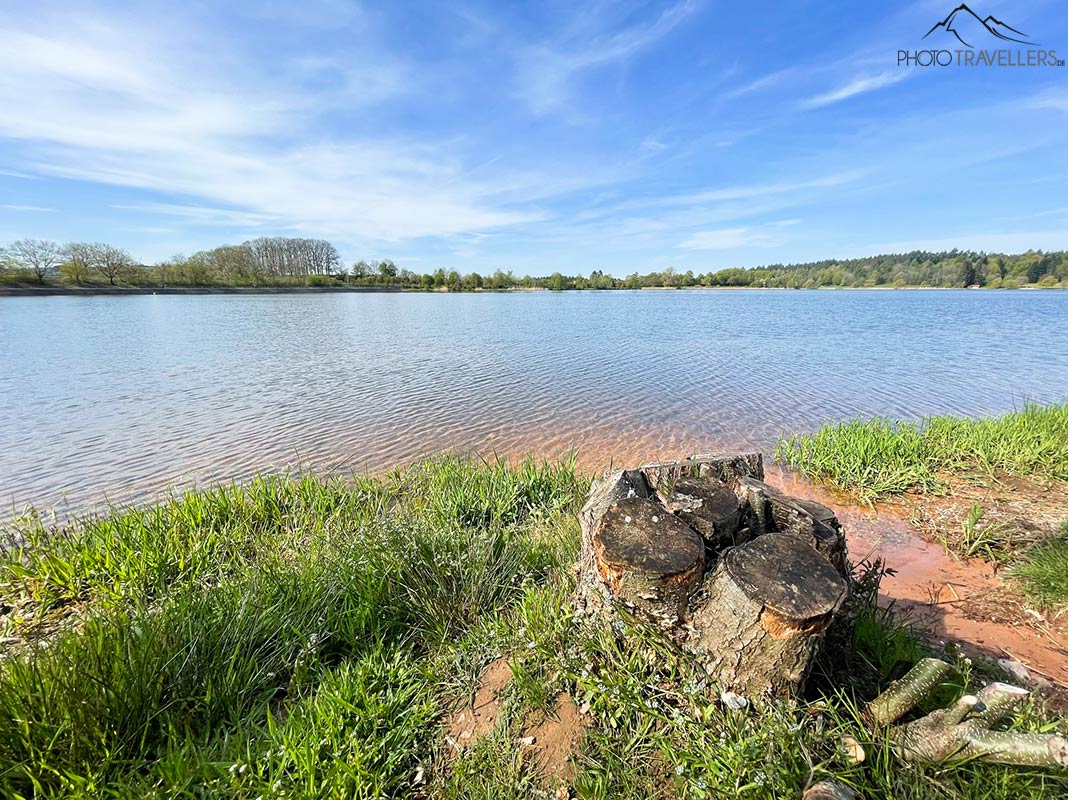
<box><xmin>2</xmin><ymin>289</ymin><xmax>1067</xmax><ymax>516</ymax></box>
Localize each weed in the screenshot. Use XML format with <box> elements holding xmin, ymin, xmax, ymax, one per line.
<box><xmin>775</xmin><ymin>403</ymin><xmax>1068</xmax><ymax>502</ymax></box>
<box><xmin>1011</xmin><ymin>522</ymin><xmax>1068</xmax><ymax>610</ymax></box>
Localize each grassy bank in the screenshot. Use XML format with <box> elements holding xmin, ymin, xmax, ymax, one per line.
<box><xmin>776</xmin><ymin>403</ymin><xmax>1068</xmax><ymax>608</ymax></box>
<box><xmin>775</xmin><ymin>403</ymin><xmax>1068</xmax><ymax>501</ymax></box>
<box><xmin>2</xmin><ymin>456</ymin><xmax>1065</xmax><ymax>798</ymax></box>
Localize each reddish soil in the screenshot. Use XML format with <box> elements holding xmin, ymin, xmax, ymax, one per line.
<box><xmin>443</xmin><ymin>657</ymin><xmax>586</xmax><ymax>790</ymax></box>
<box><xmin>522</xmin><ymin>693</ymin><xmax>584</xmax><ymax>789</ymax></box>
<box><xmin>444</xmin><ymin>657</ymin><xmax>511</xmax><ymax>753</ymax></box>
<box><xmin>767</xmin><ymin>465</ymin><xmax>1068</xmax><ymax>687</ymax></box>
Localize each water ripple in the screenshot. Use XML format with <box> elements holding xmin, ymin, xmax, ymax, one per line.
<box><xmin>2</xmin><ymin>289</ymin><xmax>1067</xmax><ymax>515</ymax></box>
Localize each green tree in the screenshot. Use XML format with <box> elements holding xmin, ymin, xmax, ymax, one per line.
<box><xmin>377</xmin><ymin>260</ymin><xmax>398</xmax><ymax>284</ymax></box>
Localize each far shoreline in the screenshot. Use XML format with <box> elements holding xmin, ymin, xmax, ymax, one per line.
<box><xmin>1</xmin><ymin>284</ymin><xmax>1063</xmax><ymax>298</ymax></box>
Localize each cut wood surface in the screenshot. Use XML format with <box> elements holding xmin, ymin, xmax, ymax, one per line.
<box><xmin>575</xmin><ymin>452</ymin><xmax>850</xmax><ymax>697</ymax></box>
<box><xmin>687</xmin><ymin>533</ymin><xmax>846</xmax><ymax>696</ymax></box>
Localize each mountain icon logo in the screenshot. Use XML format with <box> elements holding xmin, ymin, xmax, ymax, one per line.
<box><xmin>923</xmin><ymin>4</ymin><xmax>1036</xmax><ymax>48</ymax></box>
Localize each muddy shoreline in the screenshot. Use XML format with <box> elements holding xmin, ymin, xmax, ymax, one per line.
<box><xmin>767</xmin><ymin>464</ymin><xmax>1068</xmax><ymax>688</ymax></box>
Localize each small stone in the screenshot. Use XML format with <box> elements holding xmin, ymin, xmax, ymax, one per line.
<box><xmin>997</xmin><ymin>658</ymin><xmax>1051</xmax><ymax>689</ymax></box>
<box><xmin>720</xmin><ymin>691</ymin><xmax>748</xmax><ymax>710</ymax></box>
<box><xmin>840</xmin><ymin>735</ymin><xmax>865</xmax><ymax>764</ymax></box>
<box><xmin>519</xmin><ymin>735</ymin><xmax>536</xmax><ymax>746</ymax></box>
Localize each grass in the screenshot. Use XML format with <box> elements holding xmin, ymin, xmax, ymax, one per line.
<box><xmin>932</xmin><ymin>503</ymin><xmax>1027</xmax><ymax>564</ymax></box>
<box><xmin>1012</xmin><ymin>522</ymin><xmax>1068</xmax><ymax>611</ymax></box>
<box><xmin>775</xmin><ymin>402</ymin><xmax>1068</xmax><ymax>502</ymax></box>
<box><xmin>2</xmin><ymin>455</ymin><xmax>1066</xmax><ymax>798</ymax></box>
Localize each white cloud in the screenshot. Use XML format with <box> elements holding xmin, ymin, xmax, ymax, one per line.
<box><xmin>678</xmin><ymin>219</ymin><xmax>799</xmax><ymax>250</ymax></box>
<box><xmin>1027</xmin><ymin>88</ymin><xmax>1068</xmax><ymax>113</ymax></box>
<box><xmin>799</xmin><ymin>71</ymin><xmax>909</xmax><ymax>109</ymax></box>
<box><xmin>110</xmin><ymin>203</ymin><xmax>279</xmax><ymax>228</ymax></box>
<box><xmin>723</xmin><ymin>67</ymin><xmax>794</xmax><ymax>99</ymax></box>
<box><xmin>648</xmin><ymin>172</ymin><xmax>864</xmax><ymax>208</ymax></box>
<box><xmin>0</xmin><ymin>8</ymin><xmax>544</xmax><ymax>247</ymax></box>
<box><xmin>0</xmin><ymin>204</ymin><xmax>52</xmax><ymax>212</ymax></box>
<box><xmin>865</xmin><ymin>230</ymin><xmax>1068</xmax><ymax>254</ymax></box>
<box><xmin>517</xmin><ymin>1</ymin><xmax>699</xmax><ymax>114</ymax></box>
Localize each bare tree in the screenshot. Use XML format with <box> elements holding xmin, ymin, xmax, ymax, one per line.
<box><xmin>97</xmin><ymin>245</ymin><xmax>135</xmax><ymax>285</ymax></box>
<box><xmin>6</xmin><ymin>238</ymin><xmax>63</xmax><ymax>284</ymax></box>
<box><xmin>303</xmin><ymin>238</ymin><xmax>341</xmax><ymax>275</ymax></box>
<box><xmin>241</xmin><ymin>237</ymin><xmax>342</xmax><ymax>278</ymax></box>
<box><xmin>62</xmin><ymin>242</ymin><xmax>101</xmax><ymax>285</ymax></box>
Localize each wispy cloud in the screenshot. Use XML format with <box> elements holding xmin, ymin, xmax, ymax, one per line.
<box><xmin>111</xmin><ymin>203</ymin><xmax>281</xmax><ymax>228</ymax></box>
<box><xmin>1027</xmin><ymin>88</ymin><xmax>1068</xmax><ymax>113</ymax></box>
<box><xmin>646</xmin><ymin>172</ymin><xmax>864</xmax><ymax>209</ymax></box>
<box><xmin>799</xmin><ymin>71</ymin><xmax>909</xmax><ymax>109</ymax></box>
<box><xmin>517</xmin><ymin>0</ymin><xmax>700</xmax><ymax>114</ymax></box>
<box><xmin>0</xmin><ymin>7</ymin><xmax>544</xmax><ymax>246</ymax></box>
<box><xmin>865</xmin><ymin>230</ymin><xmax>1068</xmax><ymax>255</ymax></box>
<box><xmin>678</xmin><ymin>219</ymin><xmax>800</xmax><ymax>250</ymax></box>
<box><xmin>0</xmin><ymin>204</ymin><xmax>52</xmax><ymax>212</ymax></box>
<box><xmin>723</xmin><ymin>67</ymin><xmax>794</xmax><ymax>99</ymax></box>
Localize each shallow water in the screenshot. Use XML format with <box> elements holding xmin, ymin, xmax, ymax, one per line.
<box><xmin>2</xmin><ymin>289</ymin><xmax>1067</xmax><ymax>515</ymax></box>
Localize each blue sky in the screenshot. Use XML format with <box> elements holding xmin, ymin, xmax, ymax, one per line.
<box><xmin>1</xmin><ymin>0</ymin><xmax>1066</xmax><ymax>274</ymax></box>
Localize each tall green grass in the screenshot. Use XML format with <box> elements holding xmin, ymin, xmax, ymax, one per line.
<box><xmin>0</xmin><ymin>455</ymin><xmax>583</xmax><ymax>798</ymax></box>
<box><xmin>1011</xmin><ymin>522</ymin><xmax>1068</xmax><ymax>610</ymax></box>
<box><xmin>775</xmin><ymin>403</ymin><xmax>1068</xmax><ymax>501</ymax></box>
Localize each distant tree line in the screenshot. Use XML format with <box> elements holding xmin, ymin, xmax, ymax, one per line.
<box><xmin>2</xmin><ymin>237</ymin><xmax>1067</xmax><ymax>290</ymax></box>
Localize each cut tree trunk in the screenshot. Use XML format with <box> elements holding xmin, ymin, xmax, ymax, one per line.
<box><xmin>686</xmin><ymin>533</ymin><xmax>847</xmax><ymax>696</ymax></box>
<box><xmin>737</xmin><ymin>477</ymin><xmax>849</xmax><ymax>576</ymax></box>
<box><xmin>803</xmin><ymin>780</ymin><xmax>859</xmax><ymax>800</ymax></box>
<box><xmin>590</xmin><ymin>496</ymin><xmax>705</xmax><ymax>627</ymax></box>
<box><xmin>574</xmin><ymin>453</ymin><xmax>850</xmax><ymax>697</ymax></box>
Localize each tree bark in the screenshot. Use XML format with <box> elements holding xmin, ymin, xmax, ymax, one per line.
<box><xmin>686</xmin><ymin>533</ymin><xmax>847</xmax><ymax>697</ymax></box>
<box><xmin>575</xmin><ymin>453</ymin><xmax>850</xmax><ymax>697</ymax></box>
<box><xmin>803</xmin><ymin>780</ymin><xmax>859</xmax><ymax>800</ymax></box>
<box><xmin>862</xmin><ymin>659</ymin><xmax>1068</xmax><ymax>768</ymax></box>
<box><xmin>737</xmin><ymin>477</ymin><xmax>849</xmax><ymax>576</ymax></box>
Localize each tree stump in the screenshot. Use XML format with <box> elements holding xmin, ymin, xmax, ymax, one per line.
<box><xmin>575</xmin><ymin>452</ymin><xmax>850</xmax><ymax>697</ymax></box>
<box><xmin>591</xmin><ymin>496</ymin><xmax>705</xmax><ymax>627</ymax></box>
<box><xmin>687</xmin><ymin>534</ymin><xmax>846</xmax><ymax>696</ymax></box>
<box><xmin>737</xmin><ymin>477</ymin><xmax>849</xmax><ymax>576</ymax></box>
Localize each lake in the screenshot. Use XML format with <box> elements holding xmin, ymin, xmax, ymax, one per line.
<box><xmin>2</xmin><ymin>289</ymin><xmax>1067</xmax><ymax>516</ymax></box>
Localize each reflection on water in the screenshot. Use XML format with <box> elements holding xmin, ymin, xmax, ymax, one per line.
<box><xmin>2</xmin><ymin>289</ymin><xmax>1066</xmax><ymax>515</ymax></box>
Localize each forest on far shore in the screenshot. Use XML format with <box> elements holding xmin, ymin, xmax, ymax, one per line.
<box><xmin>3</xmin><ymin>236</ymin><xmax>1067</xmax><ymax>290</ymax></box>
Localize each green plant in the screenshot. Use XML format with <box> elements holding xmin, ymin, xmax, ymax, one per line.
<box><xmin>775</xmin><ymin>403</ymin><xmax>1068</xmax><ymax>502</ymax></box>
<box><xmin>1011</xmin><ymin>523</ymin><xmax>1068</xmax><ymax>610</ymax></box>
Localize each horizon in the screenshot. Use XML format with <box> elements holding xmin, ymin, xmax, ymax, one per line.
<box><xmin>1</xmin><ymin>1</ymin><xmax>1067</xmax><ymax>272</ymax></box>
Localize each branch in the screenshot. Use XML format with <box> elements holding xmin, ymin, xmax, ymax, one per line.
<box><xmin>803</xmin><ymin>779</ymin><xmax>859</xmax><ymax>800</ymax></box>
<box><xmin>861</xmin><ymin>659</ymin><xmax>1068</xmax><ymax>769</ymax></box>
<box><xmin>863</xmin><ymin>657</ymin><xmax>954</xmax><ymax>726</ymax></box>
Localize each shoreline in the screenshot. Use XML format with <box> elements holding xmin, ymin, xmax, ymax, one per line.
<box><xmin>0</xmin><ymin>284</ymin><xmax>1062</xmax><ymax>297</ymax></box>
<box><xmin>0</xmin><ymin>284</ymin><xmax>406</xmax><ymax>297</ymax></box>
